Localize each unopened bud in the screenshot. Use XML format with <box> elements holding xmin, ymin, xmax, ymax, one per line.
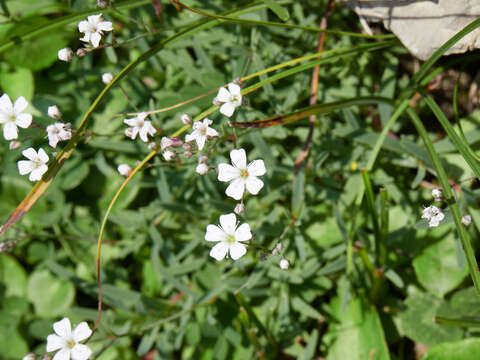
<box><xmin>163</xmin><ymin>149</ymin><xmax>175</xmax><ymax>162</ymax></box>
<box><xmin>148</xmin><ymin>142</ymin><xmax>159</xmax><ymax>151</ymax></box>
<box><xmin>198</xmin><ymin>155</ymin><xmax>208</xmax><ymax>164</ymax></box>
<box><xmin>97</xmin><ymin>0</ymin><xmax>109</xmax><ymax>8</ymax></box>
<box><xmin>195</xmin><ymin>163</ymin><xmax>209</xmax><ymax>175</ymax></box>
<box><xmin>183</xmin><ymin>142</ymin><xmax>191</xmax><ymax>151</ymax></box>
<box><xmin>9</xmin><ymin>141</ymin><xmax>21</xmax><ymax>150</ymax></box>
<box><xmin>271</xmin><ymin>242</ymin><xmax>283</xmax><ymax>255</ymax></box>
<box><xmin>47</xmin><ymin>105</ymin><xmax>62</xmax><ymax>120</ymax></box>
<box><xmin>76</xmin><ymin>48</ymin><xmax>88</xmax><ymax>58</ymax></box>
<box><xmin>58</xmin><ymin>47</ymin><xmax>73</xmax><ymax>62</ymax></box>
<box><xmin>462</xmin><ymin>214</ymin><xmax>472</xmax><ymax>226</ymax></box>
<box><xmin>22</xmin><ymin>353</ymin><xmax>36</xmax><ymax>360</ymax></box>
<box><xmin>234</xmin><ymin>203</ymin><xmax>244</xmax><ymax>215</ymax></box>
<box><xmin>161</xmin><ymin>136</ymin><xmax>173</xmax><ymax>150</ymax></box>
<box><xmin>432</xmin><ymin>188</ymin><xmax>442</xmax><ymax>201</ymax></box>
<box><xmin>0</xmin><ymin>242</ymin><xmax>8</xmax><ymax>253</ymax></box>
<box><xmin>102</xmin><ymin>72</ymin><xmax>114</xmax><ymax>85</ymax></box>
<box><xmin>117</xmin><ymin>164</ymin><xmax>132</xmax><ymax>177</ymax></box>
<box><xmin>184</xmin><ymin>150</ymin><xmax>192</xmax><ymax>159</ymax></box>
<box><xmin>181</xmin><ymin>113</ymin><xmax>192</xmax><ymax>125</ymax></box>
<box><xmin>233</xmin><ymin>77</ymin><xmax>242</xmax><ymax>86</ymax></box>
<box><xmin>279</xmin><ymin>258</ymin><xmax>289</xmax><ymax>270</ymax></box>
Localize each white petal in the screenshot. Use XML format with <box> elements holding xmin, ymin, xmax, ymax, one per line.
<box><xmin>13</xmin><ymin>96</ymin><xmax>28</xmax><ymax>114</ymax></box>
<box><xmin>228</xmin><ymin>83</ymin><xmax>241</xmax><ymax>96</ymax></box>
<box><xmin>72</xmin><ymin>322</ymin><xmax>92</xmax><ymax>342</ymax></box>
<box><xmin>230</xmin><ymin>149</ymin><xmax>247</xmax><ymax>169</ymax></box>
<box><xmin>71</xmin><ymin>344</ymin><xmax>92</xmax><ymax>360</ymax></box>
<box><xmin>98</xmin><ymin>21</ymin><xmax>113</xmax><ymax>32</ymax></box>
<box><xmin>46</xmin><ymin>334</ymin><xmax>65</xmax><ymax>352</ymax></box>
<box><xmin>216</xmin><ymin>87</ymin><xmax>231</xmax><ymax>103</ymax></box>
<box><xmin>139</xmin><ymin>127</ymin><xmax>149</xmax><ymax>142</ymax></box>
<box><xmin>29</xmin><ymin>164</ymin><xmax>48</xmax><ymax>181</ymax></box>
<box><xmin>226</xmin><ymin>178</ymin><xmax>245</xmax><ymax>200</ymax></box>
<box><xmin>3</xmin><ymin>122</ymin><xmax>18</xmax><ymax>140</ymax></box>
<box><xmin>49</xmin><ymin>135</ymin><xmax>60</xmax><ymax>148</ymax></box>
<box><xmin>229</xmin><ymin>242</ymin><xmax>247</xmax><ymax>260</ymax></box>
<box><xmin>78</xmin><ymin>20</ymin><xmax>90</xmax><ymax>33</ymax></box>
<box><xmin>37</xmin><ymin>148</ymin><xmax>49</xmax><ymax>163</ymax></box>
<box><xmin>185</xmin><ymin>133</ymin><xmax>196</xmax><ymax>143</ymax></box>
<box><xmin>203</xmin><ymin>118</ymin><xmax>213</xmax><ymax>126</ymax></box>
<box><xmin>247</xmin><ymin>159</ymin><xmax>266</xmax><ymax>176</ymax></box>
<box><xmin>0</xmin><ymin>93</ymin><xmax>12</xmax><ymax>113</ymax></box>
<box><xmin>137</xmin><ymin>112</ymin><xmax>148</xmax><ymax>121</ymax></box>
<box><xmin>53</xmin><ymin>348</ymin><xmax>71</xmax><ymax>360</ymax></box>
<box><xmin>206</xmin><ymin>127</ymin><xmax>218</xmax><ymax>137</ymax></box>
<box><xmin>234</xmin><ymin>223</ymin><xmax>252</xmax><ymax>242</ymax></box>
<box><xmin>245</xmin><ymin>176</ymin><xmax>264</xmax><ymax>195</ymax></box>
<box><xmin>205</xmin><ymin>225</ymin><xmax>226</xmax><ymax>242</ymax></box>
<box><xmin>22</xmin><ymin>147</ymin><xmax>37</xmax><ymax>161</ymax></box>
<box><xmin>18</xmin><ymin>160</ymin><xmax>34</xmax><ymax>175</ymax></box>
<box><xmin>88</xmin><ymin>14</ymin><xmax>103</xmax><ymax>24</ymax></box>
<box><xmin>79</xmin><ymin>33</ymin><xmax>90</xmax><ymax>43</ymax></box>
<box><xmin>210</xmin><ymin>242</ymin><xmax>228</xmax><ymax>261</ymax></box>
<box><xmin>15</xmin><ymin>113</ymin><xmax>32</xmax><ymax>128</ymax></box>
<box><xmin>53</xmin><ymin>318</ymin><xmax>72</xmax><ymax>338</ymax></box>
<box><xmin>218</xmin><ymin>163</ymin><xmax>240</xmax><ymax>182</ymax></box>
<box><xmin>195</xmin><ymin>134</ymin><xmax>206</xmax><ymax>150</ymax></box>
<box><xmin>219</xmin><ymin>213</ymin><xmax>237</xmax><ymax>235</ymax></box>
<box><xmin>90</xmin><ymin>32</ymin><xmax>102</xmax><ymax>48</ymax></box>
<box><xmin>219</xmin><ymin>103</ymin><xmax>235</xmax><ymax>117</ymax></box>
<box><xmin>124</xmin><ymin>118</ymin><xmax>137</xmax><ymax>127</ymax></box>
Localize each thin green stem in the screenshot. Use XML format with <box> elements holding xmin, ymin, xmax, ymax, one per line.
<box><xmin>360</xmin><ymin>169</ymin><xmax>381</xmax><ymax>266</ymax></box>
<box><xmin>379</xmin><ymin>188</ymin><xmax>388</xmax><ymax>268</ymax></box>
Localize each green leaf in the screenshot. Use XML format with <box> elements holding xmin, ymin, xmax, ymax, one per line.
<box><xmin>0</xmin><ymin>67</ymin><xmax>34</xmax><ymax>101</ymax></box>
<box><xmin>413</xmin><ymin>235</ymin><xmax>468</xmax><ymax>297</ymax></box>
<box><xmin>27</xmin><ymin>270</ymin><xmax>75</xmax><ymax>318</ymax></box>
<box><xmin>263</xmin><ymin>0</ymin><xmax>290</xmax><ymax>21</ymax></box>
<box><xmin>0</xmin><ymin>254</ymin><xmax>27</xmax><ymax>297</ymax></box>
<box><xmin>423</xmin><ymin>339</ymin><xmax>480</xmax><ymax>360</ymax></box>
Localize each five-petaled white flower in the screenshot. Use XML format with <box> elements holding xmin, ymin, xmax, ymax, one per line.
<box><xmin>17</xmin><ymin>148</ymin><xmax>49</xmax><ymax>181</ymax></box>
<box><xmin>46</xmin><ymin>317</ymin><xmax>92</xmax><ymax>360</ymax></box>
<box><xmin>218</xmin><ymin>148</ymin><xmax>266</xmax><ymax>200</ymax></box>
<box><xmin>422</xmin><ymin>205</ymin><xmax>445</xmax><ymax>227</ymax></box>
<box><xmin>0</xmin><ymin>94</ymin><xmax>32</xmax><ymax>140</ymax></box>
<box><xmin>124</xmin><ymin>112</ymin><xmax>156</xmax><ymax>142</ymax></box>
<box><xmin>185</xmin><ymin>118</ymin><xmax>218</xmax><ymax>151</ymax></box>
<box><xmin>205</xmin><ymin>213</ymin><xmax>251</xmax><ymax>261</ymax></box>
<box><xmin>47</xmin><ymin>123</ymin><xmax>72</xmax><ymax>148</ymax></box>
<box><xmin>214</xmin><ymin>83</ymin><xmax>242</xmax><ymax>117</ymax></box>
<box><xmin>78</xmin><ymin>14</ymin><xmax>113</xmax><ymax>48</ymax></box>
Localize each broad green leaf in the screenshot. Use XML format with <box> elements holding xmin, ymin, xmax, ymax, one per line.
<box><xmin>0</xmin><ymin>254</ymin><xmax>27</xmax><ymax>297</ymax></box>
<box><xmin>423</xmin><ymin>338</ymin><xmax>480</xmax><ymax>360</ymax></box>
<box><xmin>0</xmin><ymin>67</ymin><xmax>34</xmax><ymax>101</ymax></box>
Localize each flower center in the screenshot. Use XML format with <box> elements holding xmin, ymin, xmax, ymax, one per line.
<box><xmin>240</xmin><ymin>169</ymin><xmax>249</xmax><ymax>179</ymax></box>
<box><xmin>201</xmin><ymin>127</ymin><xmax>207</xmax><ymax>135</ymax></box>
<box><xmin>8</xmin><ymin>114</ymin><xmax>16</xmax><ymax>123</ymax></box>
<box><xmin>66</xmin><ymin>339</ymin><xmax>76</xmax><ymax>349</ymax></box>
<box><xmin>229</xmin><ymin>95</ymin><xmax>239</xmax><ymax>104</ymax></box>
<box><xmin>226</xmin><ymin>234</ymin><xmax>236</xmax><ymax>244</ymax></box>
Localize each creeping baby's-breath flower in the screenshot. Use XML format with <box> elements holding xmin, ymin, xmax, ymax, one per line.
<box><xmin>185</xmin><ymin>118</ymin><xmax>218</xmax><ymax>151</ymax></box>
<box><xmin>0</xmin><ymin>94</ymin><xmax>32</xmax><ymax>140</ymax></box>
<box><xmin>462</xmin><ymin>214</ymin><xmax>472</xmax><ymax>226</ymax></box>
<box><xmin>78</xmin><ymin>14</ymin><xmax>113</xmax><ymax>48</ymax></box>
<box><xmin>205</xmin><ymin>213</ymin><xmax>251</xmax><ymax>261</ymax></box>
<box><xmin>124</xmin><ymin>112</ymin><xmax>156</xmax><ymax>142</ymax></box>
<box><xmin>217</xmin><ymin>148</ymin><xmax>266</xmax><ymax>200</ymax></box>
<box><xmin>58</xmin><ymin>48</ymin><xmax>74</xmax><ymax>62</ymax></box>
<box><xmin>102</xmin><ymin>72</ymin><xmax>114</xmax><ymax>84</ymax></box>
<box><xmin>47</xmin><ymin>123</ymin><xmax>72</xmax><ymax>148</ymax></box>
<box><xmin>214</xmin><ymin>83</ymin><xmax>242</xmax><ymax>117</ymax></box>
<box><xmin>46</xmin><ymin>318</ymin><xmax>92</xmax><ymax>360</ymax></box>
<box><xmin>9</xmin><ymin>140</ymin><xmax>21</xmax><ymax>150</ymax></box>
<box><xmin>280</xmin><ymin>258</ymin><xmax>290</xmax><ymax>270</ymax></box>
<box><xmin>422</xmin><ymin>205</ymin><xmax>445</xmax><ymax>227</ymax></box>
<box><xmin>117</xmin><ymin>164</ymin><xmax>132</xmax><ymax>177</ymax></box>
<box><xmin>163</xmin><ymin>149</ymin><xmax>175</xmax><ymax>162</ymax></box>
<box><xmin>234</xmin><ymin>202</ymin><xmax>244</xmax><ymax>215</ymax></box>
<box><xmin>196</xmin><ymin>163</ymin><xmax>209</xmax><ymax>175</ymax></box>
<box><xmin>18</xmin><ymin>148</ymin><xmax>49</xmax><ymax>181</ymax></box>
<box><xmin>47</xmin><ymin>105</ymin><xmax>62</xmax><ymax>120</ymax></box>
<box><xmin>432</xmin><ymin>188</ymin><xmax>442</xmax><ymax>201</ymax></box>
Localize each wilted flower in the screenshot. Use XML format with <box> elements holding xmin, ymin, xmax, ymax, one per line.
<box><xmin>180</xmin><ymin>113</ymin><xmax>192</xmax><ymax>125</ymax></box>
<box><xmin>17</xmin><ymin>148</ymin><xmax>49</xmax><ymax>181</ymax></box>
<box><xmin>46</xmin><ymin>318</ymin><xmax>92</xmax><ymax>360</ymax></box>
<box><xmin>117</xmin><ymin>164</ymin><xmax>132</xmax><ymax>177</ymax></box>
<box><xmin>124</xmin><ymin>112</ymin><xmax>156</xmax><ymax>142</ymax></box>
<box><xmin>213</xmin><ymin>83</ymin><xmax>242</xmax><ymax>117</ymax></box>
<box><xmin>279</xmin><ymin>258</ymin><xmax>290</xmax><ymax>270</ymax></box>
<box><xmin>102</xmin><ymin>72</ymin><xmax>114</xmax><ymax>84</ymax></box>
<box><xmin>163</xmin><ymin>149</ymin><xmax>175</xmax><ymax>162</ymax></box>
<box><xmin>422</xmin><ymin>205</ymin><xmax>445</xmax><ymax>227</ymax></box>
<box><xmin>196</xmin><ymin>163</ymin><xmax>209</xmax><ymax>175</ymax></box>
<box><xmin>78</xmin><ymin>14</ymin><xmax>113</xmax><ymax>48</ymax></box>
<box><xmin>217</xmin><ymin>148</ymin><xmax>266</xmax><ymax>200</ymax></box>
<box><xmin>0</xmin><ymin>94</ymin><xmax>32</xmax><ymax>140</ymax></box>
<box><xmin>58</xmin><ymin>48</ymin><xmax>74</xmax><ymax>62</ymax></box>
<box><xmin>185</xmin><ymin>118</ymin><xmax>218</xmax><ymax>151</ymax></box>
<box><xmin>205</xmin><ymin>213</ymin><xmax>251</xmax><ymax>261</ymax></box>
<box><xmin>46</xmin><ymin>123</ymin><xmax>72</xmax><ymax>148</ymax></box>
<box><xmin>47</xmin><ymin>105</ymin><xmax>62</xmax><ymax>120</ymax></box>
<box><xmin>271</xmin><ymin>242</ymin><xmax>283</xmax><ymax>256</ymax></box>
<box><xmin>462</xmin><ymin>214</ymin><xmax>472</xmax><ymax>226</ymax></box>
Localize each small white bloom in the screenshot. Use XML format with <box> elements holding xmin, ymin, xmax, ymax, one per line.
<box><xmin>160</xmin><ymin>136</ymin><xmax>180</xmax><ymax>151</ymax></box>
<box><xmin>271</xmin><ymin>242</ymin><xmax>283</xmax><ymax>256</ymax></box>
<box><xmin>0</xmin><ymin>94</ymin><xmax>32</xmax><ymax>140</ymax></box>
<box><xmin>422</xmin><ymin>205</ymin><xmax>445</xmax><ymax>227</ymax></box>
<box><xmin>462</xmin><ymin>214</ymin><xmax>472</xmax><ymax>226</ymax></box>
<box><xmin>17</xmin><ymin>148</ymin><xmax>49</xmax><ymax>182</ymax></box>
<box><xmin>279</xmin><ymin>258</ymin><xmax>290</xmax><ymax>270</ymax></box>
<box><xmin>163</xmin><ymin>149</ymin><xmax>175</xmax><ymax>161</ymax></box>
<box><xmin>78</xmin><ymin>14</ymin><xmax>113</xmax><ymax>48</ymax></box>
<box><xmin>22</xmin><ymin>353</ymin><xmax>36</xmax><ymax>360</ymax></box>
<box><xmin>205</xmin><ymin>213</ymin><xmax>251</xmax><ymax>261</ymax></box>
<box><xmin>196</xmin><ymin>163</ymin><xmax>209</xmax><ymax>175</ymax></box>
<box><xmin>181</xmin><ymin>113</ymin><xmax>192</xmax><ymax>125</ymax></box>
<box><xmin>102</xmin><ymin>72</ymin><xmax>114</xmax><ymax>84</ymax></box>
<box><xmin>58</xmin><ymin>47</ymin><xmax>74</xmax><ymax>62</ymax></box>
<box><xmin>9</xmin><ymin>140</ymin><xmax>21</xmax><ymax>150</ymax></box>
<box><xmin>185</xmin><ymin>118</ymin><xmax>218</xmax><ymax>150</ymax></box>
<box><xmin>47</xmin><ymin>105</ymin><xmax>62</xmax><ymax>120</ymax></box>
<box><xmin>432</xmin><ymin>188</ymin><xmax>442</xmax><ymax>201</ymax></box>
<box><xmin>124</xmin><ymin>112</ymin><xmax>156</xmax><ymax>142</ymax></box>
<box><xmin>117</xmin><ymin>164</ymin><xmax>132</xmax><ymax>177</ymax></box>
<box><xmin>46</xmin><ymin>318</ymin><xmax>92</xmax><ymax>360</ymax></box>
<box><xmin>218</xmin><ymin>148</ymin><xmax>266</xmax><ymax>200</ymax></box>
<box><xmin>234</xmin><ymin>202</ymin><xmax>244</xmax><ymax>215</ymax></box>
<box><xmin>46</xmin><ymin>123</ymin><xmax>72</xmax><ymax>148</ymax></box>
<box><xmin>214</xmin><ymin>83</ymin><xmax>242</xmax><ymax>117</ymax></box>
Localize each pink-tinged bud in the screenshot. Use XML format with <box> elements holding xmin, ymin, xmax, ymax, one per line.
<box><xmin>195</xmin><ymin>163</ymin><xmax>208</xmax><ymax>175</ymax></box>
<box><xmin>462</xmin><ymin>214</ymin><xmax>472</xmax><ymax>226</ymax></box>
<box><xmin>47</xmin><ymin>105</ymin><xmax>62</xmax><ymax>120</ymax></box>
<box><xmin>234</xmin><ymin>203</ymin><xmax>244</xmax><ymax>215</ymax></box>
<box><xmin>9</xmin><ymin>141</ymin><xmax>21</xmax><ymax>150</ymax></box>
<box><xmin>117</xmin><ymin>164</ymin><xmax>132</xmax><ymax>177</ymax></box>
<box><xmin>58</xmin><ymin>47</ymin><xmax>73</xmax><ymax>62</ymax></box>
<box><xmin>181</xmin><ymin>113</ymin><xmax>192</xmax><ymax>125</ymax></box>
<box><xmin>98</xmin><ymin>0</ymin><xmax>109</xmax><ymax>8</ymax></box>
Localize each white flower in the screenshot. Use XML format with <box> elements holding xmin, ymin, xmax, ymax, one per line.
<box><xmin>47</xmin><ymin>123</ymin><xmax>72</xmax><ymax>148</ymax></box>
<box><xmin>217</xmin><ymin>148</ymin><xmax>266</xmax><ymax>200</ymax></box>
<box><xmin>58</xmin><ymin>47</ymin><xmax>74</xmax><ymax>62</ymax></box>
<box><xmin>462</xmin><ymin>214</ymin><xmax>472</xmax><ymax>226</ymax></box>
<box><xmin>46</xmin><ymin>318</ymin><xmax>92</xmax><ymax>360</ymax></box>
<box><xmin>0</xmin><ymin>94</ymin><xmax>32</xmax><ymax>140</ymax></box>
<box><xmin>196</xmin><ymin>163</ymin><xmax>209</xmax><ymax>175</ymax></box>
<box><xmin>214</xmin><ymin>83</ymin><xmax>242</xmax><ymax>117</ymax></box>
<box><xmin>181</xmin><ymin>113</ymin><xmax>192</xmax><ymax>125</ymax></box>
<box><xmin>163</xmin><ymin>149</ymin><xmax>175</xmax><ymax>161</ymax></box>
<box><xmin>432</xmin><ymin>188</ymin><xmax>442</xmax><ymax>201</ymax></box>
<box><xmin>160</xmin><ymin>136</ymin><xmax>182</xmax><ymax>150</ymax></box>
<box><xmin>17</xmin><ymin>148</ymin><xmax>49</xmax><ymax>181</ymax></box>
<box><xmin>22</xmin><ymin>353</ymin><xmax>36</xmax><ymax>360</ymax></box>
<box><xmin>205</xmin><ymin>213</ymin><xmax>251</xmax><ymax>261</ymax></box>
<box><xmin>124</xmin><ymin>112</ymin><xmax>156</xmax><ymax>142</ymax></box>
<box><xmin>102</xmin><ymin>72</ymin><xmax>114</xmax><ymax>84</ymax></box>
<box><xmin>78</xmin><ymin>14</ymin><xmax>113</xmax><ymax>48</ymax></box>
<box><xmin>9</xmin><ymin>140</ymin><xmax>21</xmax><ymax>150</ymax></box>
<box><xmin>185</xmin><ymin>118</ymin><xmax>218</xmax><ymax>150</ymax></box>
<box><xmin>117</xmin><ymin>164</ymin><xmax>132</xmax><ymax>177</ymax></box>
<box><xmin>48</xmin><ymin>105</ymin><xmax>62</xmax><ymax>120</ymax></box>
<box><xmin>279</xmin><ymin>258</ymin><xmax>290</xmax><ymax>270</ymax></box>
<box><xmin>422</xmin><ymin>205</ymin><xmax>445</xmax><ymax>227</ymax></box>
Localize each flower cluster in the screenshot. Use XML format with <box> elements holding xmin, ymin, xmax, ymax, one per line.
<box><xmin>422</xmin><ymin>188</ymin><xmax>470</xmax><ymax>228</ymax></box>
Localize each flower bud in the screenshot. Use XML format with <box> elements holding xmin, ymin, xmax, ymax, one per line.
<box><xmin>184</xmin><ymin>150</ymin><xmax>192</xmax><ymax>159</ymax></box>
<box><xmin>117</xmin><ymin>164</ymin><xmax>132</xmax><ymax>177</ymax></box>
<box><xmin>9</xmin><ymin>141</ymin><xmax>21</xmax><ymax>150</ymax></box>
<box><xmin>432</xmin><ymin>188</ymin><xmax>442</xmax><ymax>201</ymax></box>
<box><xmin>47</xmin><ymin>105</ymin><xmax>62</xmax><ymax>120</ymax></box>
<box><xmin>272</xmin><ymin>242</ymin><xmax>283</xmax><ymax>255</ymax></box>
<box><xmin>58</xmin><ymin>47</ymin><xmax>73</xmax><ymax>62</ymax></box>
<box><xmin>98</xmin><ymin>0</ymin><xmax>109</xmax><ymax>8</ymax></box>
<box><xmin>102</xmin><ymin>72</ymin><xmax>114</xmax><ymax>85</ymax></box>
<box><xmin>462</xmin><ymin>214</ymin><xmax>472</xmax><ymax>226</ymax></box>
<box><xmin>163</xmin><ymin>149</ymin><xmax>175</xmax><ymax>162</ymax></box>
<box><xmin>279</xmin><ymin>258</ymin><xmax>289</xmax><ymax>270</ymax></box>
<box><xmin>198</xmin><ymin>155</ymin><xmax>208</xmax><ymax>164</ymax></box>
<box><xmin>161</xmin><ymin>136</ymin><xmax>173</xmax><ymax>150</ymax></box>
<box><xmin>233</xmin><ymin>77</ymin><xmax>242</xmax><ymax>86</ymax></box>
<box><xmin>22</xmin><ymin>353</ymin><xmax>36</xmax><ymax>360</ymax></box>
<box><xmin>76</xmin><ymin>48</ymin><xmax>88</xmax><ymax>58</ymax></box>
<box><xmin>212</xmin><ymin>97</ymin><xmax>222</xmax><ymax>106</ymax></box>
<box><xmin>181</xmin><ymin>113</ymin><xmax>192</xmax><ymax>125</ymax></box>
<box><xmin>195</xmin><ymin>163</ymin><xmax>209</xmax><ymax>175</ymax></box>
<box><xmin>234</xmin><ymin>203</ymin><xmax>244</xmax><ymax>215</ymax></box>
<box><xmin>148</xmin><ymin>142</ymin><xmax>159</xmax><ymax>151</ymax></box>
